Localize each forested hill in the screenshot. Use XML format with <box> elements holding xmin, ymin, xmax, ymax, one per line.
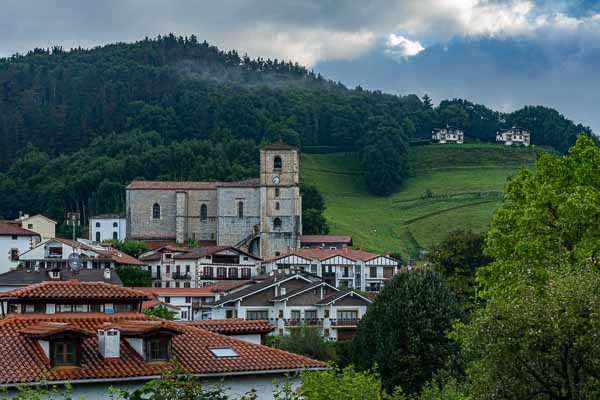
<box><xmin>0</xmin><ymin>35</ymin><xmax>592</xmax><ymax>226</ymax></box>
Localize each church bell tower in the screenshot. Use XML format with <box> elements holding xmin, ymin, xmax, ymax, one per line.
<box><xmin>258</xmin><ymin>142</ymin><xmax>302</xmax><ymax>258</ymax></box>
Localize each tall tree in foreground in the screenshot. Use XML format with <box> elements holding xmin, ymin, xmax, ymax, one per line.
<box><xmin>352</xmin><ymin>268</ymin><xmax>462</xmax><ymax>394</ymax></box>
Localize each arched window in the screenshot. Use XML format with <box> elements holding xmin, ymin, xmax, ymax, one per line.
<box><xmin>113</xmin><ymin>222</ymin><xmax>118</xmax><ymax>228</ymax></box>
<box><xmin>275</xmin><ymin>202</ymin><xmax>280</xmax><ymax>210</ymax></box>
<box><xmin>275</xmin><ymin>187</ymin><xmax>280</xmax><ymax>197</ymax></box>
<box><xmin>152</xmin><ymin>203</ymin><xmax>161</xmax><ymax>219</ymax></box>
<box><xmin>238</xmin><ymin>201</ymin><xmax>244</xmax><ymax>218</ymax></box>
<box><xmin>95</xmin><ymin>222</ymin><xmax>101</xmax><ymax>228</ymax></box>
<box><xmin>112</xmin><ymin>231</ymin><xmax>118</xmax><ymax>240</ymax></box>
<box><xmin>273</xmin><ymin>217</ymin><xmax>282</xmax><ymax>230</ymax></box>
<box><xmin>274</xmin><ymin>156</ymin><xmax>282</xmax><ymax>170</ymax></box>
<box><xmin>200</xmin><ymin>204</ymin><xmax>207</xmax><ymax>221</ymax></box>
<box><xmin>95</xmin><ymin>231</ymin><xmax>101</xmax><ymax>242</ymax></box>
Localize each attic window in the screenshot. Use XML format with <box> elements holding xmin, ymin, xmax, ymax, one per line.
<box><xmin>209</xmin><ymin>346</ymin><xmax>239</xmax><ymax>358</ymax></box>
<box><xmin>51</xmin><ymin>340</ymin><xmax>81</xmax><ymax>367</ymax></box>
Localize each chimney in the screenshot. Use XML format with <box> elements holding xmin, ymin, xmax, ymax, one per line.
<box><xmin>104</xmin><ymin>268</ymin><xmax>111</xmax><ymax>280</ymax></box>
<box><xmin>98</xmin><ymin>328</ymin><xmax>120</xmax><ymax>359</ymax></box>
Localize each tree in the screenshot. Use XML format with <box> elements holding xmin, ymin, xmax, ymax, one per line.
<box><xmin>479</xmin><ymin>135</ymin><xmax>600</xmax><ymax>299</ymax></box>
<box><xmin>439</xmin><ymin>104</ymin><xmax>469</xmax><ymax>131</ymax></box>
<box><xmin>455</xmin><ymin>268</ymin><xmax>600</xmax><ymax>399</ymax></box>
<box><xmin>108</xmin><ymin>240</ymin><xmax>150</xmax><ymax>258</ymax></box>
<box><xmin>116</xmin><ymin>265</ymin><xmax>152</xmax><ymax>287</ymax></box>
<box><xmin>300</xmin><ymin>184</ymin><xmax>329</xmax><ymax>234</ymax></box>
<box><xmin>143</xmin><ymin>304</ymin><xmax>177</xmax><ymax>320</ymax></box>
<box><xmin>352</xmin><ymin>268</ymin><xmax>462</xmax><ymax>394</ymax></box>
<box><xmin>270</xmin><ymin>326</ymin><xmax>331</xmax><ymax>361</ymax></box>
<box><xmin>428</xmin><ymin>230</ymin><xmax>492</xmax><ymax>311</ymax></box>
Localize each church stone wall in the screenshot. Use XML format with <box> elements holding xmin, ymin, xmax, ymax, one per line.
<box><xmin>217</xmin><ymin>187</ymin><xmax>261</xmax><ymax>246</ymax></box>
<box><xmin>184</xmin><ymin>189</ymin><xmax>218</xmax><ymax>242</ymax></box>
<box><xmin>127</xmin><ymin>189</ymin><xmax>177</xmax><ymax>239</ymax></box>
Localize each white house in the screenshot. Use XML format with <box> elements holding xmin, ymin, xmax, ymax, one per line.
<box><xmin>139</xmin><ymin>245</ymin><xmax>261</xmax><ymax>289</ymax></box>
<box><xmin>496</xmin><ymin>126</ymin><xmax>531</xmax><ymax>146</ymax></box>
<box><xmin>205</xmin><ymin>272</ymin><xmax>372</xmax><ymax>341</ymax></box>
<box><xmin>432</xmin><ymin>126</ymin><xmax>464</xmax><ymax>144</ymax></box>
<box><xmin>18</xmin><ymin>238</ymin><xmax>144</xmax><ymax>271</ymax></box>
<box><xmin>136</xmin><ymin>286</ymin><xmax>218</xmax><ymax>321</ymax></box>
<box><xmin>89</xmin><ymin>214</ymin><xmax>127</xmax><ymax>242</ymax></box>
<box><xmin>263</xmin><ymin>248</ymin><xmax>400</xmax><ymax>293</ymax></box>
<box><xmin>0</xmin><ymin>221</ymin><xmax>41</xmax><ymax>273</ymax></box>
<box><xmin>13</xmin><ymin>214</ymin><xmax>56</xmax><ymax>239</ymax></box>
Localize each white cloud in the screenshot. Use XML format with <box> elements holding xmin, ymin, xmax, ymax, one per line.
<box><xmin>384</xmin><ymin>34</ymin><xmax>425</xmax><ymax>60</ymax></box>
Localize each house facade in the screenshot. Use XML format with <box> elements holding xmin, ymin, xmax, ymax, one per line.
<box><xmin>496</xmin><ymin>127</ymin><xmax>531</xmax><ymax>146</ymax></box>
<box><xmin>432</xmin><ymin>126</ymin><xmax>464</xmax><ymax>144</ymax></box>
<box><xmin>139</xmin><ymin>245</ymin><xmax>261</xmax><ymax>289</ymax></box>
<box><xmin>0</xmin><ymin>221</ymin><xmax>41</xmax><ymax>273</ymax></box>
<box><xmin>0</xmin><ymin>281</ymin><xmax>325</xmax><ymax>399</ymax></box>
<box><xmin>0</xmin><ymin>267</ymin><xmax>123</xmax><ymax>293</ymax></box>
<box><xmin>299</xmin><ymin>235</ymin><xmax>353</xmax><ymax>249</ymax></box>
<box><xmin>89</xmin><ymin>214</ymin><xmax>127</xmax><ymax>242</ymax></box>
<box><xmin>263</xmin><ymin>248</ymin><xmax>400</xmax><ymax>293</ymax></box>
<box><xmin>205</xmin><ymin>272</ymin><xmax>372</xmax><ymax>340</ymax></box>
<box><xmin>126</xmin><ymin>142</ymin><xmax>302</xmax><ymax>259</ymax></box>
<box><xmin>14</xmin><ymin>214</ymin><xmax>56</xmax><ymax>239</ymax></box>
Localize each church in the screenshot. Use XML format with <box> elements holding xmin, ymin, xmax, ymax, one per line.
<box><xmin>125</xmin><ymin>142</ymin><xmax>302</xmax><ymax>258</ymax></box>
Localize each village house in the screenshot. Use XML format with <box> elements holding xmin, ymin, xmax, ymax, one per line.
<box><xmin>203</xmin><ymin>272</ymin><xmax>372</xmax><ymax>341</ymax></box>
<box><xmin>89</xmin><ymin>213</ymin><xmax>127</xmax><ymax>242</ymax></box>
<box><xmin>125</xmin><ymin>142</ymin><xmax>302</xmax><ymax>259</ymax></box>
<box><xmin>13</xmin><ymin>214</ymin><xmax>56</xmax><ymax>239</ymax></box>
<box><xmin>263</xmin><ymin>248</ymin><xmax>400</xmax><ymax>293</ymax></box>
<box><xmin>136</xmin><ymin>286</ymin><xmax>219</xmax><ymax>321</ymax></box>
<box><xmin>0</xmin><ymin>267</ymin><xmax>122</xmax><ymax>293</ymax></box>
<box><xmin>496</xmin><ymin>126</ymin><xmax>531</xmax><ymax>146</ymax></box>
<box><xmin>299</xmin><ymin>234</ymin><xmax>353</xmax><ymax>249</ymax></box>
<box><xmin>0</xmin><ymin>221</ymin><xmax>41</xmax><ymax>273</ymax></box>
<box><xmin>18</xmin><ymin>238</ymin><xmax>144</xmax><ymax>271</ymax></box>
<box><xmin>183</xmin><ymin>319</ymin><xmax>273</xmax><ymax>345</ymax></box>
<box><xmin>0</xmin><ymin>281</ymin><xmax>325</xmax><ymax>399</ymax></box>
<box><xmin>139</xmin><ymin>245</ymin><xmax>261</xmax><ymax>289</ymax></box>
<box><xmin>432</xmin><ymin>126</ymin><xmax>464</xmax><ymax>144</ymax></box>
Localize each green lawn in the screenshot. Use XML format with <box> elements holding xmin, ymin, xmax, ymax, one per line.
<box><xmin>301</xmin><ymin>144</ymin><xmax>543</xmax><ymax>261</ymax></box>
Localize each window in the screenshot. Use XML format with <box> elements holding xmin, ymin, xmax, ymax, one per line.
<box><xmin>291</xmin><ymin>310</ymin><xmax>301</xmax><ymax>320</ymax></box>
<box><xmin>225</xmin><ymin>309</ymin><xmax>238</xmax><ymax>319</ymax></box>
<box><xmin>156</xmin><ymin>265</ymin><xmax>161</xmax><ymax>276</ymax></box>
<box><xmin>51</xmin><ymin>340</ymin><xmax>79</xmax><ymax>367</ymax></box>
<box><xmin>275</xmin><ymin>201</ymin><xmax>280</xmax><ymax>210</ymax></box>
<box><xmin>145</xmin><ymin>337</ymin><xmax>171</xmax><ymax>361</ymax></box>
<box><xmin>95</xmin><ymin>222</ymin><xmax>100</xmax><ymax>228</ymax></box>
<box><xmin>237</xmin><ymin>201</ymin><xmax>244</xmax><ymax>218</ymax></box>
<box><xmin>114</xmin><ymin>303</ymin><xmax>135</xmax><ymax>312</ymax></box>
<box><xmin>10</xmin><ymin>248</ymin><xmax>18</xmax><ymax>261</ymax></box>
<box><xmin>113</xmin><ymin>222</ymin><xmax>118</xmax><ymax>228</ymax></box>
<box><xmin>175</xmin><ymin>281</ymin><xmax>180</xmax><ymax>288</ymax></box>
<box><xmin>176</xmin><ymin>265</ymin><xmax>181</xmax><ymax>273</ymax></box>
<box><xmin>247</xmin><ymin>310</ymin><xmax>269</xmax><ymax>320</ymax></box>
<box><xmin>154</xmin><ymin>281</ymin><xmax>161</xmax><ymax>288</ymax></box>
<box><xmin>164</xmin><ymin>296</ymin><xmax>171</xmax><ymax>303</ymax></box>
<box><xmin>217</xmin><ymin>267</ymin><xmax>227</xmax><ymax>278</ymax></box>
<box><xmin>275</xmin><ymin>187</ymin><xmax>280</xmax><ymax>197</ymax></box>
<box><xmin>337</xmin><ymin>310</ymin><xmax>358</xmax><ymax>320</ymax></box>
<box><xmin>185</xmin><ymin>265</ymin><xmax>190</xmax><ymax>274</ymax></box>
<box><xmin>278</xmin><ymin>310</ymin><xmax>284</xmax><ymax>318</ymax></box>
<box><xmin>241</xmin><ymin>268</ymin><xmax>251</xmax><ymax>278</ymax></box>
<box><xmin>11</xmin><ymin>235</ymin><xmax>17</xmax><ymax>240</ymax></box>
<box><xmin>324</xmin><ymin>309</ymin><xmax>330</xmax><ymax>318</ymax></box>
<box><xmin>49</xmin><ymin>247</ymin><xmax>62</xmax><ymax>257</ymax></box>
<box><xmin>185</xmin><ymin>297</ymin><xmax>191</xmax><ymax>303</ymax></box>
<box><xmin>370</xmin><ymin>267</ymin><xmax>378</xmax><ymax>278</ymax></box>
<box><xmin>95</xmin><ymin>232</ymin><xmax>101</xmax><ymax>242</ymax></box>
<box><xmin>228</xmin><ymin>268</ymin><xmax>238</xmax><ymax>279</ymax></box>
<box><xmin>24</xmin><ymin>304</ymin><xmax>46</xmax><ymax>313</ymax></box>
<box><xmin>152</xmin><ymin>203</ymin><xmax>161</xmax><ymax>219</ymax></box>
<box><xmin>203</xmin><ymin>266</ymin><xmax>213</xmax><ymax>278</ymax></box>
<box><xmin>274</xmin><ymin>156</ymin><xmax>282</xmax><ymax>170</ymax></box>
<box><xmin>324</xmin><ymin>329</ymin><xmax>330</xmax><ymax>337</ymax></box>
<box><xmin>112</xmin><ymin>231</ymin><xmax>118</xmax><ymax>240</ymax></box>
<box><xmin>305</xmin><ymin>310</ymin><xmax>317</xmax><ymax>320</ymax></box>
<box><xmin>90</xmin><ymin>304</ymin><xmax>103</xmax><ymax>312</ymax></box>
<box><xmin>273</xmin><ymin>217</ymin><xmax>282</xmax><ymax>230</ymax></box>
<box><xmin>200</xmin><ymin>204</ymin><xmax>207</xmax><ymax>221</ymax></box>
<box><xmin>165</xmin><ymin>265</ymin><xmax>170</xmax><ymax>274</ymax></box>
<box><xmin>209</xmin><ymin>346</ymin><xmax>239</xmax><ymax>358</ymax></box>
<box><xmin>184</xmin><ymin>282</ymin><xmax>191</xmax><ymax>288</ymax></box>
<box><xmin>28</xmin><ymin>224</ymin><xmax>33</xmax><ymax>229</ymax></box>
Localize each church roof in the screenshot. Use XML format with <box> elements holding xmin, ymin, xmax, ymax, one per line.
<box><xmin>261</xmin><ymin>141</ymin><xmax>297</xmax><ymax>150</ymax></box>
<box><xmin>126</xmin><ymin>179</ymin><xmax>260</xmax><ymax>190</ymax></box>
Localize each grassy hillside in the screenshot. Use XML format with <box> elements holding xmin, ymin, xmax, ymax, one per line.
<box><xmin>301</xmin><ymin>144</ymin><xmax>544</xmax><ymax>261</ymax></box>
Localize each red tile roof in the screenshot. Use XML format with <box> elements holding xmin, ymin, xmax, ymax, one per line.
<box><xmin>184</xmin><ymin>319</ymin><xmax>273</xmax><ymax>335</ymax></box>
<box><xmin>126</xmin><ymin>179</ymin><xmax>260</xmax><ymax>190</ymax></box>
<box><xmin>54</xmin><ymin>239</ymin><xmax>144</xmax><ymax>266</ymax></box>
<box><xmin>135</xmin><ymin>287</ymin><xmax>217</xmax><ymax>297</ymax></box>
<box><xmin>300</xmin><ymin>235</ymin><xmax>353</xmax><ymax>244</ymax></box>
<box><xmin>0</xmin><ymin>313</ymin><xmax>325</xmax><ymax>384</ymax></box>
<box><xmin>266</xmin><ymin>248</ymin><xmax>382</xmax><ymax>262</ymax></box>
<box><xmin>20</xmin><ymin>321</ymin><xmax>94</xmax><ymax>339</ymax></box>
<box><xmin>0</xmin><ymin>221</ymin><xmax>40</xmax><ymax>237</ymax></box>
<box><xmin>0</xmin><ymin>280</ymin><xmax>151</xmax><ymax>301</ymax></box>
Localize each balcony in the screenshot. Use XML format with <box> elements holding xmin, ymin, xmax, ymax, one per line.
<box><xmin>330</xmin><ymin>318</ymin><xmax>360</xmax><ymax>327</ymax></box>
<box><xmin>284</xmin><ymin>318</ymin><xmax>323</xmax><ymax>327</ymax></box>
<box><xmin>171</xmin><ymin>272</ymin><xmax>192</xmax><ymax>280</ymax></box>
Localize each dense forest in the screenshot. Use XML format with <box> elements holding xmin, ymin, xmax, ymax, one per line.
<box><xmin>0</xmin><ymin>35</ymin><xmax>593</xmax><ymax>227</ymax></box>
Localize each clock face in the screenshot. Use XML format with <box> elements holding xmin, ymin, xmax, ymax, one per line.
<box><xmin>272</xmin><ymin>175</ymin><xmax>280</xmax><ymax>185</ymax></box>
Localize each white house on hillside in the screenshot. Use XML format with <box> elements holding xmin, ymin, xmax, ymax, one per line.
<box><xmin>496</xmin><ymin>127</ymin><xmax>531</xmax><ymax>146</ymax></box>
<box><xmin>0</xmin><ymin>221</ymin><xmax>40</xmax><ymax>273</ymax></box>
<box><xmin>89</xmin><ymin>214</ymin><xmax>127</xmax><ymax>242</ymax></box>
<box><xmin>432</xmin><ymin>126</ymin><xmax>464</xmax><ymax>144</ymax></box>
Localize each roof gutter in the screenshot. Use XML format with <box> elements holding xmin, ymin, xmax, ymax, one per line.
<box><xmin>0</xmin><ymin>367</ymin><xmax>327</xmax><ymax>388</ymax></box>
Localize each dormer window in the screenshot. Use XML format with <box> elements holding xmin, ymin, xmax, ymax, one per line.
<box><xmin>50</xmin><ymin>270</ymin><xmax>61</xmax><ymax>279</ymax></box>
<box><xmin>145</xmin><ymin>337</ymin><xmax>171</xmax><ymax>361</ymax></box>
<box><xmin>51</xmin><ymin>340</ymin><xmax>80</xmax><ymax>367</ymax></box>
<box><xmin>209</xmin><ymin>346</ymin><xmax>239</xmax><ymax>358</ymax></box>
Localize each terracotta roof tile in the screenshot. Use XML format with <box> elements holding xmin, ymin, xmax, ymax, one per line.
<box><xmin>261</xmin><ymin>141</ymin><xmax>298</xmax><ymax>150</ymax></box>
<box><xmin>0</xmin><ymin>280</ymin><xmax>151</xmax><ymax>301</ymax></box>
<box><xmin>184</xmin><ymin>319</ymin><xmax>273</xmax><ymax>335</ymax></box>
<box><xmin>0</xmin><ymin>313</ymin><xmax>325</xmax><ymax>385</ymax></box>
<box><xmin>299</xmin><ymin>235</ymin><xmax>353</xmax><ymax>244</ymax></box>
<box><xmin>0</xmin><ymin>221</ymin><xmax>40</xmax><ymax>237</ymax></box>
<box><xmin>266</xmin><ymin>248</ymin><xmax>381</xmax><ymax>262</ymax></box>
<box><xmin>126</xmin><ymin>179</ymin><xmax>260</xmax><ymax>190</ymax></box>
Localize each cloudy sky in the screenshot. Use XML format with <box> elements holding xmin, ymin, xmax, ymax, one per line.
<box><xmin>2</xmin><ymin>0</ymin><xmax>599</xmax><ymax>132</ymax></box>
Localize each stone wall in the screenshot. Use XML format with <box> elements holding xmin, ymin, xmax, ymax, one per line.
<box><xmin>127</xmin><ymin>189</ymin><xmax>177</xmax><ymax>239</ymax></box>
<box><xmin>217</xmin><ymin>187</ymin><xmax>260</xmax><ymax>246</ymax></box>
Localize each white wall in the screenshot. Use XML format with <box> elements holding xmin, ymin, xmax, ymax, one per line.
<box><xmin>0</xmin><ymin>235</ymin><xmax>37</xmax><ymax>273</ymax></box>
<box><xmin>89</xmin><ymin>218</ymin><xmax>127</xmax><ymax>242</ymax></box>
